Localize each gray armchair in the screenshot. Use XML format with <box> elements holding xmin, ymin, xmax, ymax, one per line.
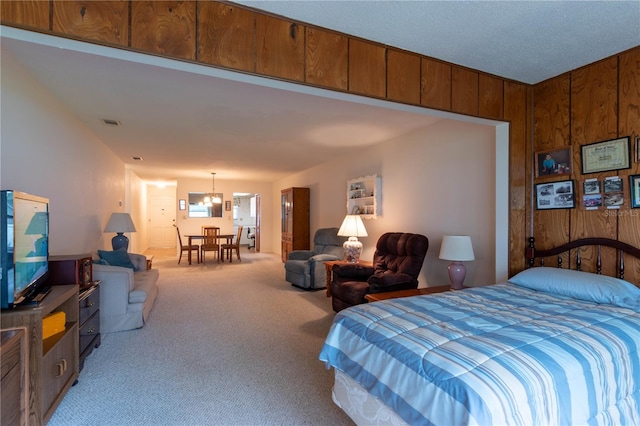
<box><xmin>285</xmin><ymin>227</ymin><xmax>347</xmax><ymax>290</ymax></box>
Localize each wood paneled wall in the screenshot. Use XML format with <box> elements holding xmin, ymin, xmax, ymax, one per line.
<box><xmin>532</xmin><ymin>47</ymin><xmax>640</xmax><ymax>284</ymax></box>
<box><xmin>22</xmin><ymin>0</ymin><xmax>640</xmax><ymax>278</ymax></box>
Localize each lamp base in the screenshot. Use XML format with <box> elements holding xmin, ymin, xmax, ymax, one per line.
<box><xmin>447</xmin><ymin>261</ymin><xmax>467</xmax><ymax>290</ymax></box>
<box><xmin>111</xmin><ymin>232</ymin><xmax>129</xmax><ymax>251</ymax></box>
<box><xmin>343</xmin><ymin>237</ymin><xmax>363</xmax><ymax>263</ymax></box>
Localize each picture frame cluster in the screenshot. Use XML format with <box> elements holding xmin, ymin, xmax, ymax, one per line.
<box><xmin>582</xmin><ymin>177</ymin><xmax>624</xmax><ymax>209</ymax></box>
<box><xmin>534</xmin><ymin>136</ymin><xmax>639</xmax><ymax>211</ymax></box>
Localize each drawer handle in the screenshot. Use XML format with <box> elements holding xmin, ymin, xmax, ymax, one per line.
<box><xmin>55</xmin><ymin>359</ymin><xmax>67</xmax><ymax>377</ymax></box>
<box><xmin>87</xmin><ymin>326</ymin><xmax>95</xmax><ymax>334</ymax></box>
<box><xmin>87</xmin><ymin>300</ymin><xmax>95</xmax><ymax>307</ymax></box>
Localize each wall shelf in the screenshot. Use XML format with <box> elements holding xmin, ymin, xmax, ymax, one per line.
<box><xmin>347</xmin><ymin>174</ymin><xmax>381</xmax><ymax>219</ymax></box>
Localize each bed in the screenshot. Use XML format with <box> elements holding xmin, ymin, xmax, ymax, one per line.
<box><xmin>319</xmin><ymin>238</ymin><xmax>640</xmax><ymax>425</ymax></box>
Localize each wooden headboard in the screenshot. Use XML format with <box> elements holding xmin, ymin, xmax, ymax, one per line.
<box><xmin>526</xmin><ymin>237</ymin><xmax>640</xmax><ymax>285</ymax></box>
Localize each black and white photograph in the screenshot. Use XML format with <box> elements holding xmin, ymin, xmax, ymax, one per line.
<box><xmin>604</xmin><ymin>177</ymin><xmax>623</xmax><ymax>193</ymax></box>
<box><xmin>583</xmin><ymin>179</ymin><xmax>601</xmax><ymax>195</ymax></box>
<box><xmin>583</xmin><ymin>194</ymin><xmax>602</xmax><ymax>209</ymax></box>
<box><xmin>536</xmin><ymin>180</ymin><xmax>575</xmax><ymax>210</ymax></box>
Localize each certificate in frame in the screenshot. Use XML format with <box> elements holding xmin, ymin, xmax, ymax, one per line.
<box><xmin>581</xmin><ymin>136</ymin><xmax>631</xmax><ymax>174</ymax></box>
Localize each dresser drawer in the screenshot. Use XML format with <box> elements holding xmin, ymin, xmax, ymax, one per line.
<box><xmin>79</xmin><ymin>286</ymin><xmax>99</xmax><ymax>325</ymax></box>
<box><xmin>79</xmin><ymin>310</ymin><xmax>100</xmax><ymax>355</ymax></box>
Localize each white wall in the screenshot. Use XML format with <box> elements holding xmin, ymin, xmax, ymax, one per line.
<box><xmin>1</xmin><ymin>48</ymin><xmax>142</xmax><ymax>255</ymax></box>
<box><xmin>275</xmin><ymin>119</ymin><xmax>497</xmax><ymax>288</ymax></box>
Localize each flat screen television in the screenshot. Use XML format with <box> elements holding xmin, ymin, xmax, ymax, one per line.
<box><xmin>1</xmin><ymin>190</ymin><xmax>50</xmax><ymax>309</ymax></box>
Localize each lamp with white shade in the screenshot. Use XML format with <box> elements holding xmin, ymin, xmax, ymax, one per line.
<box><xmin>104</xmin><ymin>212</ymin><xmax>137</xmax><ymax>251</ymax></box>
<box><xmin>438</xmin><ymin>235</ymin><xmax>475</xmax><ymax>290</ymax></box>
<box><xmin>337</xmin><ymin>215</ymin><xmax>368</xmax><ymax>263</ymax></box>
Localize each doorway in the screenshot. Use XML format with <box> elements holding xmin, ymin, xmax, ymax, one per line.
<box><xmin>147</xmin><ymin>184</ymin><xmax>177</xmax><ymax>248</ymax></box>
<box><xmin>233</xmin><ymin>193</ymin><xmax>259</xmax><ymax>251</ymax></box>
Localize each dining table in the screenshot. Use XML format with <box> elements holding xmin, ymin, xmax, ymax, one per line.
<box><xmin>185</xmin><ymin>233</ymin><xmax>235</xmax><ymax>265</ymax></box>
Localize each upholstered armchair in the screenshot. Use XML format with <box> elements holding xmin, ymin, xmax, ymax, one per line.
<box><xmin>285</xmin><ymin>228</ymin><xmax>347</xmax><ymax>290</ymax></box>
<box><xmin>330</xmin><ymin>232</ymin><xmax>429</xmax><ymax>312</ymax></box>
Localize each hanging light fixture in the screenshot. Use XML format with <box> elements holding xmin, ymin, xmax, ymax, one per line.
<box><xmin>204</xmin><ymin>172</ymin><xmax>222</xmax><ymax>206</ymax></box>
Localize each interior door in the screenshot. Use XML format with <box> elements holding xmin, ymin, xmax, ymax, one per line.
<box><xmin>255</xmin><ymin>193</ymin><xmax>261</xmax><ymax>252</ymax></box>
<box><xmin>148</xmin><ymin>192</ymin><xmax>176</xmax><ymax>248</ymax></box>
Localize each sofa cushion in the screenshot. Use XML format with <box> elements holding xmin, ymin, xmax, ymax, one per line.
<box><xmin>129</xmin><ymin>269</ymin><xmax>160</xmax><ymax>304</ymax></box>
<box><xmin>98</xmin><ymin>248</ymin><xmax>137</xmax><ymax>270</ymax></box>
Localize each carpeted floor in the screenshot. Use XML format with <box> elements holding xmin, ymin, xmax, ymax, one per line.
<box><xmin>48</xmin><ymin>248</ymin><xmax>353</xmax><ymax>425</ymax></box>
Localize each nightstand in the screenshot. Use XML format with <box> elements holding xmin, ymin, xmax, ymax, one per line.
<box><xmin>364</xmin><ymin>285</ymin><xmax>450</xmax><ymax>302</ymax></box>
<box><xmin>324</xmin><ymin>260</ymin><xmax>373</xmax><ymax>297</ymax></box>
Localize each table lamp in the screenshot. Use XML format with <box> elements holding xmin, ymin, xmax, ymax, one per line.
<box><xmin>337</xmin><ymin>215</ymin><xmax>368</xmax><ymax>263</ymax></box>
<box><xmin>104</xmin><ymin>212</ymin><xmax>136</xmax><ymax>251</ymax></box>
<box><xmin>438</xmin><ymin>235</ymin><xmax>475</xmax><ymax>290</ymax></box>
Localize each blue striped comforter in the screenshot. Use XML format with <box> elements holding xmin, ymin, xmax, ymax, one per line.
<box><xmin>319</xmin><ymin>284</ymin><xmax>640</xmax><ymax>425</ymax></box>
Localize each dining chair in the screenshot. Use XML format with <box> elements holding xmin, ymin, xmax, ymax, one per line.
<box><xmin>201</xmin><ymin>226</ymin><xmax>220</xmax><ymax>264</ymax></box>
<box><xmin>201</xmin><ymin>225</ymin><xmax>220</xmax><ymax>235</ymax></box>
<box><xmin>176</xmin><ymin>226</ymin><xmax>199</xmax><ymax>264</ymax></box>
<box><xmin>221</xmin><ymin>226</ymin><xmax>243</xmax><ymax>263</ymax></box>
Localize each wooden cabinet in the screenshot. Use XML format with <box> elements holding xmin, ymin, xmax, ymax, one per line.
<box><xmin>281</xmin><ymin>187</ymin><xmax>310</xmax><ymax>262</ymax></box>
<box><xmin>48</xmin><ymin>254</ymin><xmax>100</xmax><ymax>372</ymax></box>
<box><xmin>347</xmin><ymin>175</ymin><xmax>381</xmax><ymax>219</ymax></box>
<box><xmin>1</xmin><ymin>328</ymin><xmax>27</xmax><ymax>426</ymax></box>
<box><xmin>0</xmin><ymin>285</ymin><xmax>79</xmax><ymax>425</ymax></box>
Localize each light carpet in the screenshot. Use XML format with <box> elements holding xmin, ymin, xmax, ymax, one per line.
<box><xmin>48</xmin><ymin>249</ymin><xmax>353</xmax><ymax>425</ymax></box>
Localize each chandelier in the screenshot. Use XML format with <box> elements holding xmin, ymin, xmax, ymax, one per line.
<box><xmin>203</xmin><ymin>172</ymin><xmax>222</xmax><ymax>206</ymax></box>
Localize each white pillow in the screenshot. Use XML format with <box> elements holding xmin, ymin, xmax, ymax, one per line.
<box><xmin>509</xmin><ymin>267</ymin><xmax>640</xmax><ymax>310</ymax></box>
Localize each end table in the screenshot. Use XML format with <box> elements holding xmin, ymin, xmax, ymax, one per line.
<box><xmin>364</xmin><ymin>285</ymin><xmax>451</xmax><ymax>302</ymax></box>
<box><xmin>324</xmin><ymin>260</ymin><xmax>374</xmax><ymax>297</ymax></box>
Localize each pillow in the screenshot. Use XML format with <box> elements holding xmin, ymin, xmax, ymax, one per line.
<box><xmin>509</xmin><ymin>267</ymin><xmax>640</xmax><ymax>310</ymax></box>
<box><xmin>97</xmin><ymin>248</ymin><xmax>137</xmax><ymax>270</ymax></box>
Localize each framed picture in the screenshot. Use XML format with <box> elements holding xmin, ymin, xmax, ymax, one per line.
<box><xmin>604</xmin><ymin>193</ymin><xmax>624</xmax><ymax>207</ymax></box>
<box><xmin>630</xmin><ymin>175</ymin><xmax>640</xmax><ymax>208</ymax></box>
<box><xmin>535</xmin><ymin>147</ymin><xmax>572</xmax><ymax>178</ymax></box>
<box><xmin>581</xmin><ymin>136</ymin><xmax>631</xmax><ymax>174</ymax></box>
<box><xmin>603</xmin><ymin>176</ymin><xmax>623</xmax><ymax>193</ymax></box>
<box><xmin>225</xmin><ymin>200</ymin><xmax>232</xmax><ymax>211</ymax></box>
<box><xmin>583</xmin><ymin>194</ymin><xmax>602</xmax><ymax>209</ymax></box>
<box><xmin>583</xmin><ymin>179</ymin><xmax>600</xmax><ymax>195</ymax></box>
<box><xmin>636</xmin><ymin>136</ymin><xmax>640</xmax><ymax>162</ymax></box>
<box><xmin>179</xmin><ymin>199</ymin><xmax>186</xmax><ymax>210</ymax></box>
<box><xmin>535</xmin><ymin>180</ymin><xmax>575</xmax><ymax>210</ymax></box>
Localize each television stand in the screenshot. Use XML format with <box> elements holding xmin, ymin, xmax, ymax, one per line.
<box><xmin>0</xmin><ymin>285</ymin><xmax>79</xmax><ymax>424</ymax></box>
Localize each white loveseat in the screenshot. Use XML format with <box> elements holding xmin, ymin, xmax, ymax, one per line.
<box><xmin>93</xmin><ymin>253</ymin><xmax>159</xmax><ymax>333</ymax></box>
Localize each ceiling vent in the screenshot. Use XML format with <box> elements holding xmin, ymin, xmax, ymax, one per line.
<box><xmin>101</xmin><ymin>118</ymin><xmax>121</xmax><ymax>127</ymax></box>
<box><xmin>131</xmin><ymin>156</ymin><xmax>143</xmax><ymax>161</ymax></box>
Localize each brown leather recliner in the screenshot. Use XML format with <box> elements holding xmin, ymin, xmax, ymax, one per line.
<box><xmin>330</xmin><ymin>232</ymin><xmax>429</xmax><ymax>312</ymax></box>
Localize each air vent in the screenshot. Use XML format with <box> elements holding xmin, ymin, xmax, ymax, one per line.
<box><xmin>101</xmin><ymin>118</ymin><xmax>121</xmax><ymax>127</ymax></box>
<box><xmin>131</xmin><ymin>156</ymin><xmax>143</xmax><ymax>161</ymax></box>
